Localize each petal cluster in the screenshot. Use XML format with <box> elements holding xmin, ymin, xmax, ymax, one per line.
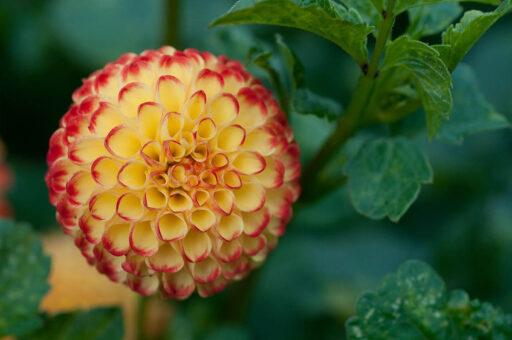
<box><xmin>0</xmin><ymin>141</ymin><xmax>13</xmax><ymax>217</ymax></box>
<box><xmin>45</xmin><ymin>46</ymin><xmax>301</xmax><ymax>299</ymax></box>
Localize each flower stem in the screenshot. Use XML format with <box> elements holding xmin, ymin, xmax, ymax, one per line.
<box><xmin>165</xmin><ymin>0</ymin><xmax>180</xmax><ymax>47</ymax></box>
<box><xmin>136</xmin><ymin>296</ymin><xmax>149</xmax><ymax>340</ymax></box>
<box><xmin>301</xmin><ymin>0</ymin><xmax>396</xmax><ymax>199</ymax></box>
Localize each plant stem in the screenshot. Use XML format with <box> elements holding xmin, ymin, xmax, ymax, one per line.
<box><xmin>165</xmin><ymin>0</ymin><xmax>180</xmax><ymax>47</ymax></box>
<box><xmin>137</xmin><ymin>296</ymin><xmax>149</xmax><ymax>340</ymax></box>
<box><xmin>301</xmin><ymin>0</ymin><xmax>396</xmax><ymax>198</ymax></box>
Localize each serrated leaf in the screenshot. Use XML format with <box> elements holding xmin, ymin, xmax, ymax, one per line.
<box><xmin>436</xmin><ymin>1</ymin><xmax>512</xmax><ymax>71</ymax></box>
<box><xmin>437</xmin><ymin>64</ymin><xmax>509</xmax><ymax>144</ymax></box>
<box><xmin>394</xmin><ymin>0</ymin><xmax>501</xmax><ymax>15</ymax></box>
<box><xmin>382</xmin><ymin>36</ymin><xmax>452</xmax><ymax>139</ymax></box>
<box><xmin>344</xmin><ymin>137</ymin><xmax>432</xmax><ymax>222</ymax></box>
<box><xmin>407</xmin><ymin>3</ymin><xmax>463</xmax><ymax>39</ymax></box>
<box><xmin>0</xmin><ymin>219</ymin><xmax>51</xmax><ymax>337</ymax></box>
<box><xmin>346</xmin><ymin>260</ymin><xmax>512</xmax><ymax>339</ymax></box>
<box><xmin>275</xmin><ymin>34</ymin><xmax>305</xmax><ymax>90</ymax></box>
<box><xmin>291</xmin><ymin>88</ymin><xmax>343</xmax><ymax>121</ymax></box>
<box><xmin>20</xmin><ymin>308</ymin><xmax>123</xmax><ymax>340</ymax></box>
<box><xmin>210</xmin><ymin>0</ymin><xmax>373</xmax><ymax>64</ymax></box>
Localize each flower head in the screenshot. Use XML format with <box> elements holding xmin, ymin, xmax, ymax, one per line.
<box><xmin>46</xmin><ymin>46</ymin><xmax>301</xmax><ymax>299</ymax></box>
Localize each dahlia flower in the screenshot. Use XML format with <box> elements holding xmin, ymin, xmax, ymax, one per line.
<box><xmin>45</xmin><ymin>46</ymin><xmax>301</xmax><ymax>299</ymax></box>
<box><xmin>0</xmin><ymin>141</ymin><xmax>13</xmax><ymax>217</ymax></box>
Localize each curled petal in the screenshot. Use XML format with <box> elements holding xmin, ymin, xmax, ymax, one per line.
<box><xmin>118</xmin><ymin>82</ymin><xmax>153</xmax><ymax>118</ymax></box>
<box><xmin>102</xmin><ymin>222</ymin><xmax>131</xmax><ymax>256</ymax></box>
<box><xmin>147</xmin><ymin>243</ymin><xmax>184</xmax><ymax>273</ymax></box>
<box><xmin>91</xmin><ymin>156</ymin><xmax>120</xmax><ymax>188</ymax></box>
<box><xmin>162</xmin><ymin>269</ymin><xmax>195</xmax><ymax>300</ymax></box>
<box><xmin>232</xmin><ymin>151</ymin><xmax>266</xmax><ymax>175</ymax></box>
<box><xmin>217</xmin><ymin>214</ymin><xmax>244</xmax><ymax>242</ymax></box>
<box><xmin>194</xmin><ymin>69</ymin><xmax>224</xmax><ymax>99</ymax></box>
<box><xmin>105</xmin><ymin>125</ymin><xmax>142</xmax><ymax>159</ymax></box>
<box><xmin>189</xmin><ymin>208</ymin><xmax>216</xmax><ymax>232</ymax></box>
<box><xmin>156</xmin><ymin>212</ymin><xmax>187</xmax><ymax>242</ymax></box>
<box><xmin>233</xmin><ymin>182</ymin><xmax>266</xmax><ymax>212</ymax></box>
<box><xmin>190</xmin><ymin>256</ymin><xmax>221</xmax><ymax>284</ymax></box>
<box><xmin>129</xmin><ymin>221</ymin><xmax>159</xmax><ymax>257</ymax></box>
<box><xmin>89</xmin><ymin>102</ymin><xmax>123</xmax><ymax>137</ymax></box>
<box><xmin>182</xmin><ymin>228</ymin><xmax>212</xmax><ymax>263</ymax></box>
<box><xmin>116</xmin><ymin>193</ymin><xmax>144</xmax><ymax>221</ymax></box>
<box><xmin>138</xmin><ymin>102</ymin><xmax>163</xmax><ymax>140</ymax></box>
<box><xmin>157</xmin><ymin>75</ymin><xmax>186</xmax><ymax>112</ymax></box>
<box><xmin>216</xmin><ymin>125</ymin><xmax>245</xmax><ymax>152</ymax></box>
<box><xmin>209</xmin><ymin>93</ymin><xmax>238</xmax><ymax>124</ymax></box>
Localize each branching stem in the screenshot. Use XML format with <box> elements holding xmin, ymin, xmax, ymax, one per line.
<box><xmin>301</xmin><ymin>0</ymin><xmax>396</xmax><ymax>199</ymax></box>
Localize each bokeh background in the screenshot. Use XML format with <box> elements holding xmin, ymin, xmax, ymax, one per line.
<box><xmin>1</xmin><ymin>0</ymin><xmax>512</xmax><ymax>339</ymax></box>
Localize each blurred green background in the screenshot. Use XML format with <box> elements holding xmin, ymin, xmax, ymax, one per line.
<box><xmin>1</xmin><ymin>0</ymin><xmax>512</xmax><ymax>339</ymax></box>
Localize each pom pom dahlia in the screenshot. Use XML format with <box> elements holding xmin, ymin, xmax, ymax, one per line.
<box><xmin>45</xmin><ymin>46</ymin><xmax>301</xmax><ymax>299</ymax></box>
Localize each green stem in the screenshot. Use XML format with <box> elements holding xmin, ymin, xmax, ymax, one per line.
<box><xmin>165</xmin><ymin>0</ymin><xmax>180</xmax><ymax>47</ymax></box>
<box><xmin>301</xmin><ymin>0</ymin><xmax>396</xmax><ymax>198</ymax></box>
<box><xmin>137</xmin><ymin>296</ymin><xmax>149</xmax><ymax>340</ymax></box>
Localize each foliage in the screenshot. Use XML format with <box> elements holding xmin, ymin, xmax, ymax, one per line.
<box><xmin>344</xmin><ymin>137</ymin><xmax>433</xmax><ymax>221</ymax></box>
<box><xmin>346</xmin><ymin>260</ymin><xmax>512</xmax><ymax>339</ymax></box>
<box><xmin>0</xmin><ymin>219</ymin><xmax>51</xmax><ymax>337</ymax></box>
<box><xmin>20</xmin><ymin>308</ymin><xmax>124</xmax><ymax>340</ymax></box>
<box><xmin>211</xmin><ymin>0</ymin><xmax>373</xmax><ymax>64</ymax></box>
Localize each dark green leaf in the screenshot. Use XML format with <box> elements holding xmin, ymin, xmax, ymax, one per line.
<box><xmin>346</xmin><ymin>260</ymin><xmax>512</xmax><ymax>339</ymax></box>
<box><xmin>340</xmin><ymin>0</ymin><xmax>382</xmax><ymax>27</ymax></box>
<box><xmin>20</xmin><ymin>308</ymin><xmax>123</xmax><ymax>340</ymax></box>
<box><xmin>291</xmin><ymin>88</ymin><xmax>343</xmax><ymax>121</ymax></box>
<box><xmin>382</xmin><ymin>36</ymin><xmax>452</xmax><ymax>139</ymax></box>
<box><xmin>0</xmin><ymin>219</ymin><xmax>51</xmax><ymax>337</ymax></box>
<box><xmin>344</xmin><ymin>137</ymin><xmax>433</xmax><ymax>222</ymax></box>
<box><xmin>394</xmin><ymin>0</ymin><xmax>500</xmax><ymax>15</ymax></box>
<box><xmin>437</xmin><ymin>64</ymin><xmax>509</xmax><ymax>144</ymax></box>
<box><xmin>407</xmin><ymin>3</ymin><xmax>463</xmax><ymax>39</ymax></box>
<box><xmin>210</xmin><ymin>0</ymin><xmax>373</xmax><ymax>64</ymax></box>
<box><xmin>436</xmin><ymin>0</ymin><xmax>512</xmax><ymax>71</ymax></box>
<box><xmin>275</xmin><ymin>34</ymin><xmax>305</xmax><ymax>90</ymax></box>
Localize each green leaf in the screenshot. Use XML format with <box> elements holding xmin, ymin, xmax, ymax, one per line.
<box><xmin>20</xmin><ymin>308</ymin><xmax>123</xmax><ymax>340</ymax></box>
<box><xmin>291</xmin><ymin>88</ymin><xmax>343</xmax><ymax>121</ymax></box>
<box><xmin>394</xmin><ymin>0</ymin><xmax>501</xmax><ymax>15</ymax></box>
<box><xmin>275</xmin><ymin>34</ymin><xmax>305</xmax><ymax>90</ymax></box>
<box><xmin>346</xmin><ymin>260</ymin><xmax>512</xmax><ymax>339</ymax></box>
<box><xmin>246</xmin><ymin>46</ymin><xmax>291</xmax><ymax>113</ymax></box>
<box><xmin>0</xmin><ymin>219</ymin><xmax>51</xmax><ymax>337</ymax></box>
<box><xmin>406</xmin><ymin>3</ymin><xmax>463</xmax><ymax>39</ymax></box>
<box><xmin>340</xmin><ymin>0</ymin><xmax>382</xmax><ymax>27</ymax></box>
<box><xmin>210</xmin><ymin>0</ymin><xmax>373</xmax><ymax>64</ymax></box>
<box><xmin>344</xmin><ymin>137</ymin><xmax>433</xmax><ymax>222</ymax></box>
<box><xmin>437</xmin><ymin>63</ymin><xmax>509</xmax><ymax>144</ymax></box>
<box><xmin>382</xmin><ymin>36</ymin><xmax>452</xmax><ymax>139</ymax></box>
<box><xmin>436</xmin><ymin>1</ymin><xmax>512</xmax><ymax>71</ymax></box>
